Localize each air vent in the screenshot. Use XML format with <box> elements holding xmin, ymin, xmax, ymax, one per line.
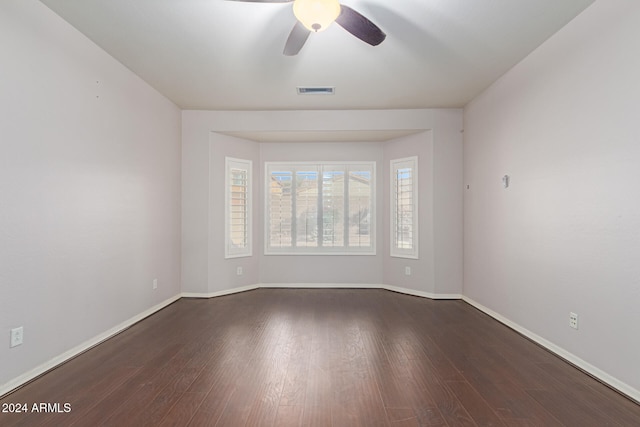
<box><xmin>297</xmin><ymin>86</ymin><xmax>335</xmax><ymax>95</ymax></box>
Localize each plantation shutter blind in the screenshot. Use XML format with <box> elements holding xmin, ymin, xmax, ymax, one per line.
<box><xmin>266</xmin><ymin>162</ymin><xmax>375</xmax><ymax>255</ymax></box>
<box><xmin>225</xmin><ymin>157</ymin><xmax>252</xmax><ymax>258</ymax></box>
<box><xmin>391</xmin><ymin>157</ymin><xmax>418</xmax><ymax>259</ymax></box>
<box><xmin>322</xmin><ymin>167</ymin><xmax>345</xmax><ymax>247</ymax></box>
<box><xmin>268</xmin><ymin>170</ymin><xmax>293</xmax><ymax>249</ymax></box>
<box><xmin>295</xmin><ymin>168</ymin><xmax>319</xmax><ymax>248</ymax></box>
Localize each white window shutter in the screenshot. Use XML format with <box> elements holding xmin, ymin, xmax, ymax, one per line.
<box><xmin>225</xmin><ymin>157</ymin><xmax>252</xmax><ymax>258</ymax></box>
<box><xmin>391</xmin><ymin>157</ymin><xmax>418</xmax><ymax>259</ymax></box>
<box><xmin>265</xmin><ymin>161</ymin><xmax>375</xmax><ymax>255</ymax></box>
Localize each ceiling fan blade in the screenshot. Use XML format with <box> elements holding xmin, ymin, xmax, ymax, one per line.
<box><xmin>283</xmin><ymin>21</ymin><xmax>310</xmax><ymax>56</ymax></box>
<box><xmin>335</xmin><ymin>5</ymin><xmax>386</xmax><ymax>46</ymax></box>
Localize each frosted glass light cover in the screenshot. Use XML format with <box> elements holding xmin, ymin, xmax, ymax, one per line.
<box><xmin>293</xmin><ymin>0</ymin><xmax>341</xmax><ymax>32</ymax></box>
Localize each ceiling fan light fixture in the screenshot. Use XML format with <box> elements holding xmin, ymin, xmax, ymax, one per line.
<box><xmin>293</xmin><ymin>0</ymin><xmax>341</xmax><ymax>32</ymax></box>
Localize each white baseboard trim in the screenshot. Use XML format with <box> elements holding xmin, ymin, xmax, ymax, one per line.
<box><xmin>384</xmin><ymin>284</ymin><xmax>462</xmax><ymax>300</ymax></box>
<box><xmin>0</xmin><ymin>294</ymin><xmax>182</xmax><ymax>398</ymax></box>
<box><xmin>462</xmin><ymin>296</ymin><xmax>640</xmax><ymax>405</ymax></box>
<box><xmin>182</xmin><ymin>282</ymin><xmax>462</xmax><ymax>300</ymax></box>
<box><xmin>259</xmin><ymin>282</ymin><xmax>385</xmax><ymax>289</ymax></box>
<box><xmin>260</xmin><ymin>282</ymin><xmax>462</xmax><ymax>300</ymax></box>
<box><xmin>181</xmin><ymin>284</ymin><xmax>259</xmax><ymax>299</ymax></box>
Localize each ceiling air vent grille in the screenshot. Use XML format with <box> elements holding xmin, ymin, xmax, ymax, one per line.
<box><xmin>297</xmin><ymin>86</ymin><xmax>335</xmax><ymax>95</ymax></box>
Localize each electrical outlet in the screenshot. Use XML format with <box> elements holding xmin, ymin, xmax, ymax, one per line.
<box><xmin>404</xmin><ymin>266</ymin><xmax>411</xmax><ymax>276</ymax></box>
<box><xmin>10</xmin><ymin>327</ymin><xmax>23</xmax><ymax>348</ymax></box>
<box><xmin>569</xmin><ymin>312</ymin><xmax>578</xmax><ymax>330</ymax></box>
<box><xmin>153</xmin><ymin>278</ymin><xmax>158</xmax><ymax>290</ymax></box>
<box><xmin>237</xmin><ymin>267</ymin><xmax>243</xmax><ymax>276</ymax></box>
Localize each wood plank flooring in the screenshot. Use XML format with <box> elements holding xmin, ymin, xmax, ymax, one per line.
<box><xmin>1</xmin><ymin>289</ymin><xmax>639</xmax><ymax>426</ymax></box>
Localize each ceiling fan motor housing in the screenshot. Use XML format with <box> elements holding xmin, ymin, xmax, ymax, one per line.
<box><xmin>293</xmin><ymin>0</ymin><xmax>341</xmax><ymax>32</ymax></box>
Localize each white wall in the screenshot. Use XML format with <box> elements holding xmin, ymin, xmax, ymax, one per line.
<box><xmin>182</xmin><ymin>109</ymin><xmax>463</xmax><ymax>296</ymax></box>
<box><xmin>464</xmin><ymin>0</ymin><xmax>640</xmax><ymax>399</ymax></box>
<box><xmin>209</xmin><ymin>134</ymin><xmax>260</xmax><ymax>293</ymax></box>
<box><xmin>433</xmin><ymin>110</ymin><xmax>464</xmax><ymax>295</ymax></box>
<box><xmin>382</xmin><ymin>113</ymin><xmax>464</xmax><ymax>298</ymax></box>
<box><xmin>259</xmin><ymin>142</ymin><xmax>384</xmax><ymax>285</ymax></box>
<box><xmin>383</xmin><ymin>132</ymin><xmax>435</xmax><ymax>293</ymax></box>
<box><xmin>0</xmin><ymin>0</ymin><xmax>181</xmax><ymax>392</ymax></box>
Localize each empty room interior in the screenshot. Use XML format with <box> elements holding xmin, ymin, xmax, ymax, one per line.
<box><xmin>2</xmin><ymin>0</ymin><xmax>640</xmax><ymax>425</ymax></box>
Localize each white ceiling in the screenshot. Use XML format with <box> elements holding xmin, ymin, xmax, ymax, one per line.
<box><xmin>39</xmin><ymin>0</ymin><xmax>594</xmax><ymax>111</ymax></box>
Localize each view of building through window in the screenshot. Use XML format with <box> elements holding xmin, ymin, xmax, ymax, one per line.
<box><xmin>266</xmin><ymin>162</ymin><xmax>374</xmax><ymax>255</ymax></box>
<box><xmin>395</xmin><ymin>166</ymin><xmax>413</xmax><ymax>249</ymax></box>
<box><xmin>229</xmin><ymin>168</ymin><xmax>248</xmax><ymax>249</ymax></box>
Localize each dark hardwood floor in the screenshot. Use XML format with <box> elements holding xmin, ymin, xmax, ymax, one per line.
<box><xmin>2</xmin><ymin>289</ymin><xmax>639</xmax><ymax>426</ymax></box>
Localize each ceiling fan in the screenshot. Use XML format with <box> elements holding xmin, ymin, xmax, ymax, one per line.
<box><xmin>228</xmin><ymin>0</ymin><xmax>386</xmax><ymax>56</ymax></box>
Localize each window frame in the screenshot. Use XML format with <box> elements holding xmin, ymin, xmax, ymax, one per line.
<box><xmin>225</xmin><ymin>157</ymin><xmax>252</xmax><ymax>259</ymax></box>
<box><xmin>264</xmin><ymin>161</ymin><xmax>376</xmax><ymax>256</ymax></box>
<box><xmin>390</xmin><ymin>156</ymin><xmax>419</xmax><ymax>259</ymax></box>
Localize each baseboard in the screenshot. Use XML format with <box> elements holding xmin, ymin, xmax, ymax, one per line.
<box><xmin>181</xmin><ymin>284</ymin><xmax>260</xmax><ymax>299</ymax></box>
<box><xmin>0</xmin><ymin>294</ymin><xmax>181</xmax><ymax>398</ymax></box>
<box><xmin>261</xmin><ymin>282</ymin><xmax>462</xmax><ymax>300</ymax></box>
<box><xmin>258</xmin><ymin>282</ymin><xmax>385</xmax><ymax>289</ymax></box>
<box><xmin>383</xmin><ymin>284</ymin><xmax>462</xmax><ymax>300</ymax></box>
<box><xmin>462</xmin><ymin>296</ymin><xmax>640</xmax><ymax>405</ymax></box>
<box><xmin>182</xmin><ymin>283</ymin><xmax>462</xmax><ymax>301</ymax></box>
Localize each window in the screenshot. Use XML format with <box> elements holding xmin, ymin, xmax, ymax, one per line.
<box><xmin>391</xmin><ymin>156</ymin><xmax>418</xmax><ymax>259</ymax></box>
<box><xmin>225</xmin><ymin>157</ymin><xmax>252</xmax><ymax>258</ymax></box>
<box><xmin>266</xmin><ymin>162</ymin><xmax>375</xmax><ymax>255</ymax></box>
